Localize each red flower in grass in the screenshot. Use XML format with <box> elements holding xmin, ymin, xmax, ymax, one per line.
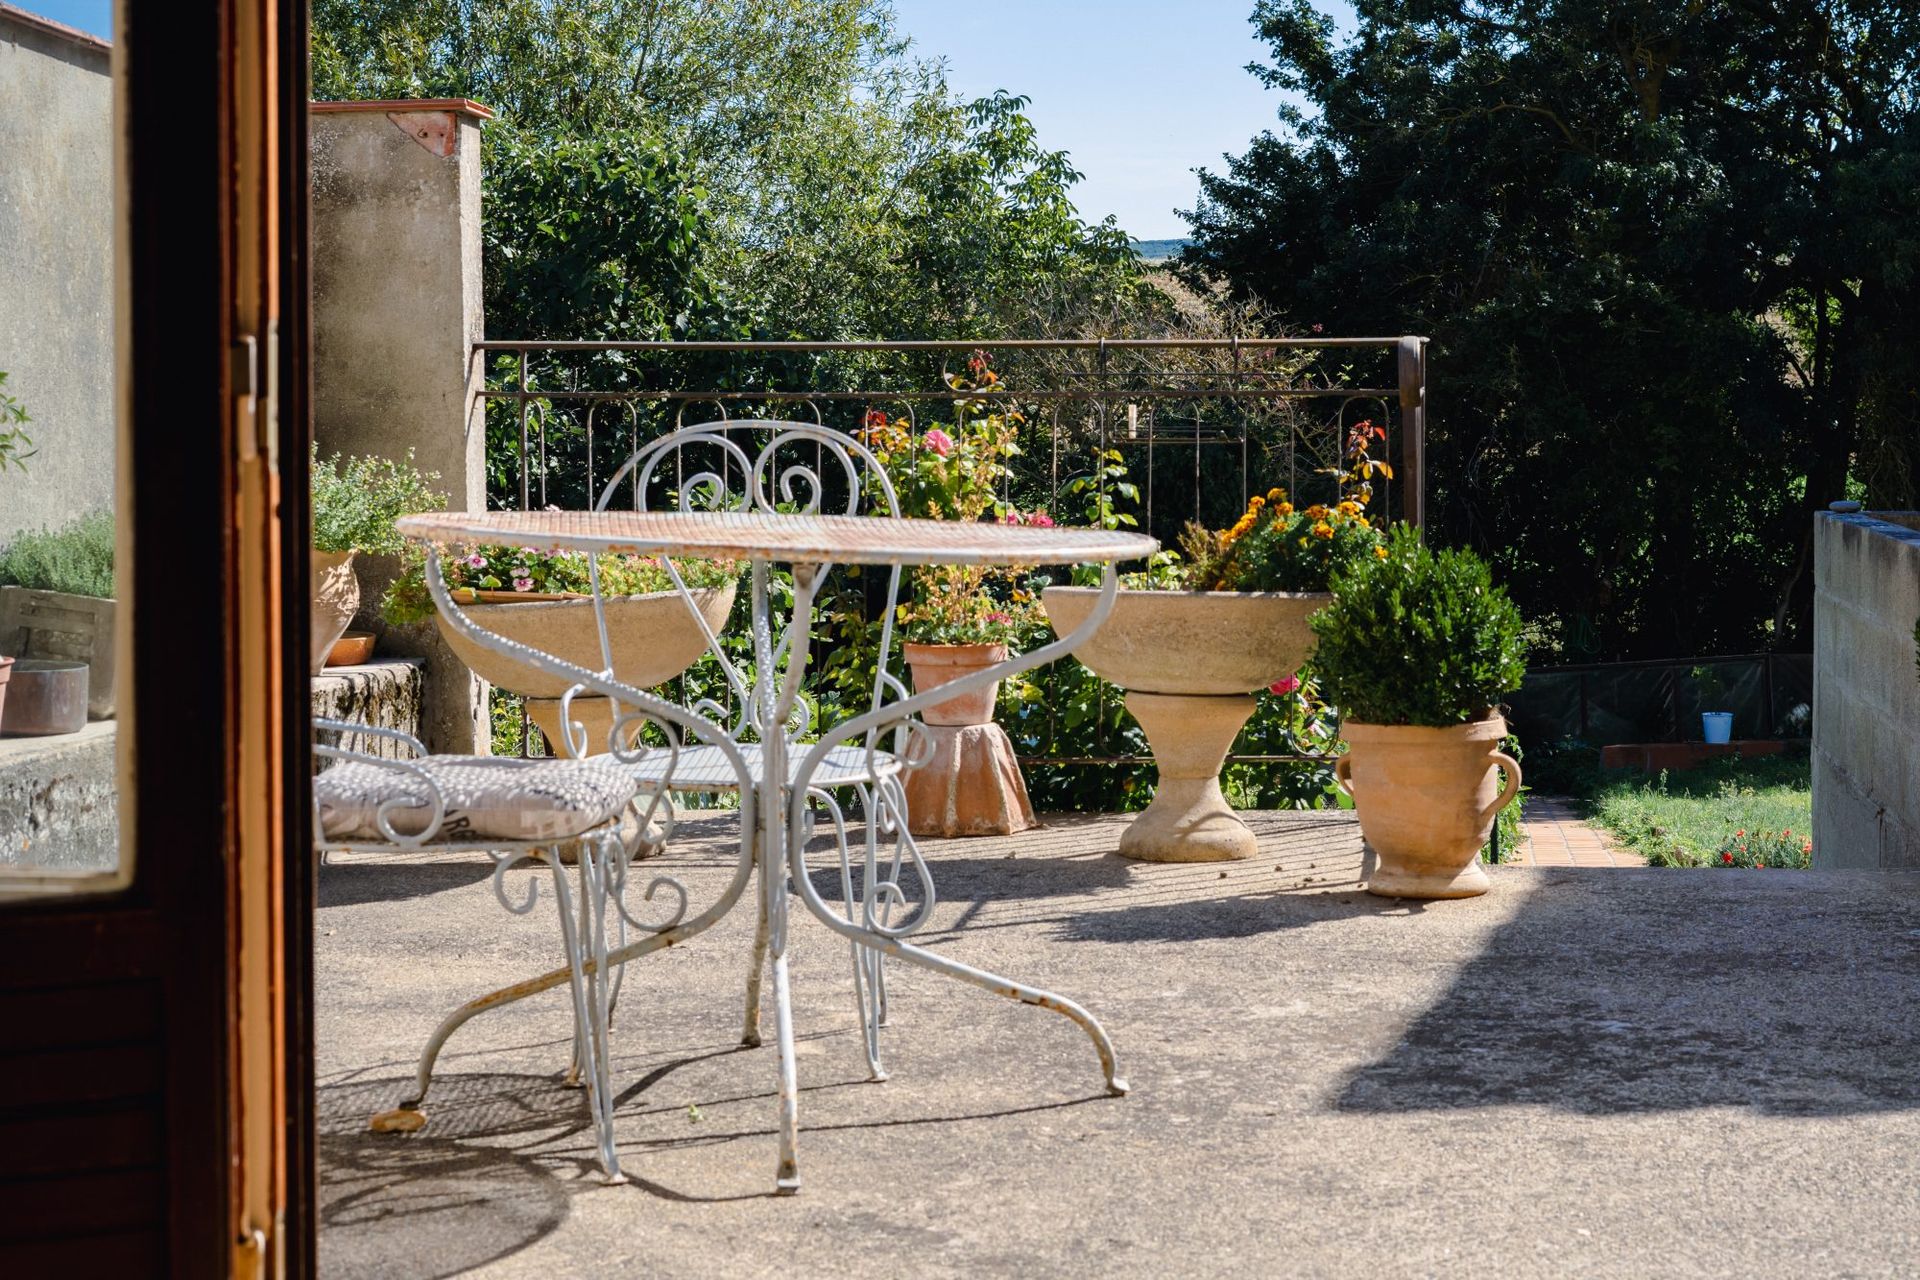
<box><xmin>1722</xmin><ymin>851</ymin><xmax>1735</xmax><ymax>865</ymax></box>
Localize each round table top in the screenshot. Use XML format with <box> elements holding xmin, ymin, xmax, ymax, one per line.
<box><xmin>397</xmin><ymin>509</ymin><xmax>1159</xmax><ymax>568</ymax></box>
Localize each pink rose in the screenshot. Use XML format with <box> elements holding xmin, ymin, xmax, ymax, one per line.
<box><xmin>1029</xmin><ymin>510</ymin><xmax>1054</xmax><ymax>528</ymax></box>
<box><xmin>1270</xmin><ymin>675</ymin><xmax>1302</xmax><ymax>695</ymax></box>
<box><xmin>922</xmin><ymin>428</ymin><xmax>954</xmax><ymax>457</ymax></box>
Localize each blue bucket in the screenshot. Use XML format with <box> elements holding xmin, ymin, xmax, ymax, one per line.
<box><xmin>1701</xmin><ymin>711</ymin><xmax>1733</xmax><ymax>744</ymax></box>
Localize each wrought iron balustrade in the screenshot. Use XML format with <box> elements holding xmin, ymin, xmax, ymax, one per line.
<box><xmin>470</xmin><ymin>337</ymin><xmax>1428</xmax><ymax>799</ymax></box>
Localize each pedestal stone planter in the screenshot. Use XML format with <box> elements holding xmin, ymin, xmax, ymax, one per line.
<box><xmin>436</xmin><ymin>584</ymin><xmax>736</xmax><ymax>757</ymax></box>
<box><xmin>311</xmin><ymin>548</ymin><xmax>361</xmax><ymax>674</ymax></box>
<box><xmin>901</xmin><ymin>641</ymin><xmax>1036</xmax><ymax>837</ymax></box>
<box><xmin>1042</xmin><ymin>586</ymin><xmax>1326</xmax><ymax>861</ymax></box>
<box><xmin>1336</xmin><ymin>715</ymin><xmax>1522</xmax><ymax>899</ymax></box>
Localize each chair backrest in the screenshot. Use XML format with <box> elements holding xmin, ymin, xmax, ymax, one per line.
<box><xmin>592</xmin><ymin>420</ymin><xmax>911</xmax><ymax>757</ymax></box>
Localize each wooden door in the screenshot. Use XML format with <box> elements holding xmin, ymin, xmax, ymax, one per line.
<box><xmin>0</xmin><ymin>1</ymin><xmax>313</xmax><ymax>1275</ymax></box>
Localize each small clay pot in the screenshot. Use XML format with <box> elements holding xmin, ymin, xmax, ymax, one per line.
<box><xmin>903</xmin><ymin>642</ymin><xmax>1007</xmax><ymax>727</ymax></box>
<box><xmin>326</xmin><ymin>630</ymin><xmax>377</xmax><ymax>667</ymax></box>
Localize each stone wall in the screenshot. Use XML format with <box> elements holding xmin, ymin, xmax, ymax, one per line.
<box><xmin>1812</xmin><ymin>509</ymin><xmax>1920</xmax><ymax>869</ymax></box>
<box><xmin>0</xmin><ymin>721</ymin><xmax>116</xmax><ymax>872</ymax></box>
<box><xmin>0</xmin><ymin>9</ymin><xmax>114</xmax><ymax>546</ymax></box>
<box><xmin>310</xmin><ymin>99</ymin><xmax>494</xmax><ymax>754</ymax></box>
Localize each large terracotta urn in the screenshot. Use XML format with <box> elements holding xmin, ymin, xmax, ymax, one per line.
<box><xmin>1337</xmin><ymin>715</ymin><xmax>1521</xmax><ymax>899</ymax></box>
<box><xmin>901</xmin><ymin>642</ymin><xmax>1035</xmax><ymax>837</ymax></box>
<box><xmin>1042</xmin><ymin>587</ymin><xmax>1326</xmax><ymax>861</ymax></box>
<box><xmin>311</xmin><ymin>549</ymin><xmax>360</xmax><ymax>674</ymax></box>
<box><xmin>436</xmin><ymin>584</ymin><xmax>736</xmax><ymax>756</ymax></box>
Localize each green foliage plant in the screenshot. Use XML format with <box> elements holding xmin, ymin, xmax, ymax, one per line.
<box><xmin>0</xmin><ymin>371</ymin><xmax>32</xmax><ymax>474</ymax></box>
<box><xmin>310</xmin><ymin>446</ymin><xmax>443</xmax><ymax>556</ymax></box>
<box><xmin>1309</xmin><ymin>524</ymin><xmax>1528</xmax><ymax>726</ymax></box>
<box><xmin>0</xmin><ymin>511</ymin><xmax>115</xmax><ymax>598</ymax></box>
<box><xmin>382</xmin><ymin>546</ymin><xmax>737</xmax><ymax>626</ymax></box>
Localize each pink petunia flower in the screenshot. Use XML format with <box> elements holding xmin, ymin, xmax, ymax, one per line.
<box><xmin>513</xmin><ymin>576</ymin><xmax>534</xmax><ymax>591</ymax></box>
<box><xmin>1270</xmin><ymin>675</ymin><xmax>1302</xmax><ymax>696</ymax></box>
<box><xmin>922</xmin><ymin>428</ymin><xmax>954</xmax><ymax>457</ymax></box>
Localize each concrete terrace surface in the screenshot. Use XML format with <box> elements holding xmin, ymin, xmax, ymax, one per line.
<box><xmin>317</xmin><ymin>810</ymin><xmax>1920</xmax><ymax>1278</ymax></box>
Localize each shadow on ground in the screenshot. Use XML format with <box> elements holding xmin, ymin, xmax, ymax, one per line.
<box><xmin>1336</xmin><ymin>870</ymin><xmax>1920</xmax><ymax>1116</ymax></box>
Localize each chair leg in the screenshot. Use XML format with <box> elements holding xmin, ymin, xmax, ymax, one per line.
<box><xmin>548</xmin><ymin>838</ymin><xmax>626</xmax><ymax>1184</ymax></box>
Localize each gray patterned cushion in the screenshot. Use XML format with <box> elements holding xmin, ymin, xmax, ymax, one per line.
<box><xmin>317</xmin><ymin>755</ymin><xmax>640</xmax><ymax>844</ymax></box>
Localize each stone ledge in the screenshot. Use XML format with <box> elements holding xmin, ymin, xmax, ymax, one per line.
<box><xmin>0</xmin><ymin>719</ymin><xmax>117</xmax><ymax>871</ymax></box>
<box><xmin>312</xmin><ymin>658</ymin><xmax>427</xmax><ymax>760</ymax></box>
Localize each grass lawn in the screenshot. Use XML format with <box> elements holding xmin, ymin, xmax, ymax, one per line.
<box><xmin>1532</xmin><ymin>747</ymin><xmax>1812</xmax><ymax>868</ymax></box>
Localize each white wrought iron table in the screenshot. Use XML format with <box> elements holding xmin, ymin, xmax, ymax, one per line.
<box><xmin>391</xmin><ymin>442</ymin><xmax>1157</xmax><ymax>1191</ymax></box>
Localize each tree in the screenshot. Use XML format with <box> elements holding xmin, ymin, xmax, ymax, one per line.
<box><xmin>312</xmin><ymin>1</ymin><xmax>1151</xmax><ymax>346</ymax></box>
<box><xmin>1183</xmin><ymin>0</ymin><xmax>1920</xmax><ymax>660</ymax></box>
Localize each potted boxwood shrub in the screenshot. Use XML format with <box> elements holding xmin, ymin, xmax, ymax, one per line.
<box><xmin>1042</xmin><ymin>423</ymin><xmax>1392</xmax><ymax>862</ymax></box>
<box><xmin>309</xmin><ymin>447</ymin><xmax>442</xmax><ymax>673</ymax></box>
<box><xmin>382</xmin><ymin>545</ymin><xmax>737</xmax><ymax>754</ymax></box>
<box><xmin>1310</xmin><ymin>524</ymin><xmax>1528</xmax><ymax>899</ymax></box>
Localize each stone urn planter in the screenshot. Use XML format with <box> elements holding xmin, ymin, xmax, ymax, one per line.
<box><xmin>436</xmin><ymin>584</ymin><xmax>736</xmax><ymax>756</ymax></box>
<box><xmin>311</xmin><ymin>548</ymin><xmax>360</xmax><ymax>675</ymax></box>
<box><xmin>1336</xmin><ymin>715</ymin><xmax>1522</xmax><ymax>899</ymax></box>
<box><xmin>1042</xmin><ymin>586</ymin><xmax>1326</xmax><ymax>861</ymax></box>
<box><xmin>901</xmin><ymin>641</ymin><xmax>1036</xmax><ymax>837</ymax></box>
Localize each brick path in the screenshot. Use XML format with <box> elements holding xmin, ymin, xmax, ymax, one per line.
<box><xmin>1508</xmin><ymin>795</ymin><xmax>1647</xmax><ymax>867</ymax></box>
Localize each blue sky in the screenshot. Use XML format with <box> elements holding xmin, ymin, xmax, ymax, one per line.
<box><xmin>20</xmin><ymin>1</ymin><xmax>1342</xmax><ymax>240</ymax></box>
<box><xmin>893</xmin><ymin>1</ymin><xmax>1349</xmax><ymax>239</ymax></box>
<box><xmin>15</xmin><ymin>1</ymin><xmax>109</xmax><ymax>38</ymax></box>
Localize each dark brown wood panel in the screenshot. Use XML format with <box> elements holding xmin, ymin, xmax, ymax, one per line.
<box><xmin>0</xmin><ymin>1167</ymin><xmax>164</xmax><ymax>1241</ymax></box>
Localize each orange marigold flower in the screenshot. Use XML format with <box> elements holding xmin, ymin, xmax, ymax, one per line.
<box><xmin>1337</xmin><ymin>500</ymin><xmax>1362</xmax><ymax>516</ymax></box>
<box><xmin>1311</xmin><ymin>521</ymin><xmax>1334</xmax><ymax>539</ymax></box>
<box><xmin>1275</xmin><ymin>502</ymin><xmax>1294</xmax><ymax>517</ymax></box>
<box><xmin>1373</xmin><ymin>545</ymin><xmax>1389</xmax><ymax>559</ymax></box>
<box><xmin>1267</xmin><ymin>487</ymin><xmax>1286</xmax><ymax>503</ymax></box>
<box><xmin>1305</xmin><ymin>504</ymin><xmax>1328</xmax><ymax>520</ymax></box>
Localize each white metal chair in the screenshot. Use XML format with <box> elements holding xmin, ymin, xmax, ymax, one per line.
<box><xmin>312</xmin><ymin>717</ymin><xmax>663</xmax><ymax>1182</ymax></box>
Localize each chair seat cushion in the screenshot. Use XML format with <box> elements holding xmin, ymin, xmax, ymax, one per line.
<box><xmin>317</xmin><ymin>755</ymin><xmax>640</xmax><ymax>845</ymax></box>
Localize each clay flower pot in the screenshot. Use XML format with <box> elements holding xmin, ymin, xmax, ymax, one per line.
<box><xmin>903</xmin><ymin>641</ymin><xmax>1006</xmax><ymax>726</ymax></box>
<box><xmin>436</xmin><ymin>584</ymin><xmax>736</xmax><ymax>755</ymax></box>
<box><xmin>326</xmin><ymin>630</ymin><xmax>377</xmax><ymax>668</ymax></box>
<box><xmin>310</xmin><ymin>548</ymin><xmax>360</xmax><ymax>674</ymax></box>
<box><xmin>1336</xmin><ymin>715</ymin><xmax>1522</xmax><ymax>899</ymax></box>
<box><xmin>900</xmin><ymin>641</ymin><xmax>1035</xmax><ymax>838</ymax></box>
<box><xmin>1042</xmin><ymin>586</ymin><xmax>1327</xmax><ymax>861</ymax></box>
<box><xmin>0</xmin><ymin>655</ymin><xmax>13</xmax><ymax>729</ymax></box>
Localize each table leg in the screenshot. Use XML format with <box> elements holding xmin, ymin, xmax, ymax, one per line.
<box><xmin>741</xmin><ymin>860</ymin><xmax>769</xmax><ymax>1049</ymax></box>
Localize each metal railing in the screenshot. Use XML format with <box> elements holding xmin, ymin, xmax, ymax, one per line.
<box><xmin>471</xmin><ymin>337</ymin><xmax>1428</xmax><ymax>789</ymax></box>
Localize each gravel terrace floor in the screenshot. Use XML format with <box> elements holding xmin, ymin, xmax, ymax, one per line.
<box><xmin>317</xmin><ymin>810</ymin><xmax>1920</xmax><ymax>1279</ymax></box>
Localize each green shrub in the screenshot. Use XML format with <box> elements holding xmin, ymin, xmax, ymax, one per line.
<box><xmin>1309</xmin><ymin>523</ymin><xmax>1528</xmax><ymax>726</ymax></box>
<box><xmin>0</xmin><ymin>511</ymin><xmax>115</xmax><ymax>598</ymax></box>
<box><xmin>311</xmin><ymin>446</ymin><xmax>442</xmax><ymax>556</ymax></box>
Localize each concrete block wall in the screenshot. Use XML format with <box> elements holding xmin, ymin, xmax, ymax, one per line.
<box><xmin>0</xmin><ymin>10</ymin><xmax>115</xmax><ymax>545</ymax></box>
<box><xmin>1812</xmin><ymin>510</ymin><xmax>1920</xmax><ymax>869</ymax></box>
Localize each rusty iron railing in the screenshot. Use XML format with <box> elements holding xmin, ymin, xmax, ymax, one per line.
<box><xmin>470</xmin><ymin>337</ymin><xmax>1428</xmax><ymax>784</ymax></box>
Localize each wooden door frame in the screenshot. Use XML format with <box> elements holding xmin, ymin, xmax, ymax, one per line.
<box><xmin>0</xmin><ymin>0</ymin><xmax>314</xmax><ymax>1273</ymax></box>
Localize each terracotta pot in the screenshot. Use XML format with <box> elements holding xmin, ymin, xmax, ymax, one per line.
<box><xmin>1337</xmin><ymin>715</ymin><xmax>1522</xmax><ymax>899</ymax></box>
<box><xmin>326</xmin><ymin>630</ymin><xmax>377</xmax><ymax>667</ymax></box>
<box><xmin>1042</xmin><ymin>586</ymin><xmax>1329</xmax><ymax>861</ymax></box>
<box><xmin>310</xmin><ymin>548</ymin><xmax>360</xmax><ymax>674</ymax></box>
<box><xmin>903</xmin><ymin>641</ymin><xmax>1007</xmax><ymax>726</ymax></box>
<box><xmin>0</xmin><ymin>655</ymin><xmax>13</xmax><ymax>730</ymax></box>
<box><xmin>435</xmin><ymin>583</ymin><xmax>737</xmax><ymax>700</ymax></box>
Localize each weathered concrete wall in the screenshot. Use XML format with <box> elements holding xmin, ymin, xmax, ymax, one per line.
<box><xmin>0</xmin><ymin>11</ymin><xmax>114</xmax><ymax>545</ymax></box>
<box><xmin>0</xmin><ymin>720</ymin><xmax>116</xmax><ymax>871</ymax></box>
<box><xmin>310</xmin><ymin>100</ymin><xmax>493</xmax><ymax>754</ymax></box>
<box><xmin>311</xmin><ymin>657</ymin><xmax>426</xmax><ymax>763</ymax></box>
<box><xmin>1812</xmin><ymin>509</ymin><xmax>1920</xmax><ymax>869</ymax></box>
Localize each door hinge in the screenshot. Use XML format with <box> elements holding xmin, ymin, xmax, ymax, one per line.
<box><xmin>233</xmin><ymin>330</ymin><xmax>279</xmax><ymax>469</ymax></box>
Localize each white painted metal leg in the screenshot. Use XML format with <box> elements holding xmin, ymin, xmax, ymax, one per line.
<box><xmin>770</xmin><ymin>952</ymin><xmax>801</xmax><ymax>1193</ymax></box>
<box><xmin>546</xmin><ymin>839</ymin><xmax>627</xmax><ymax>1184</ymax></box>
<box><xmin>741</xmin><ymin>868</ymin><xmax>769</xmax><ymax>1049</ymax></box>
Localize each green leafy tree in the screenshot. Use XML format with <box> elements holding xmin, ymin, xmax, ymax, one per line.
<box><xmin>1183</xmin><ymin>0</ymin><xmax>1920</xmax><ymax>660</ymax></box>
